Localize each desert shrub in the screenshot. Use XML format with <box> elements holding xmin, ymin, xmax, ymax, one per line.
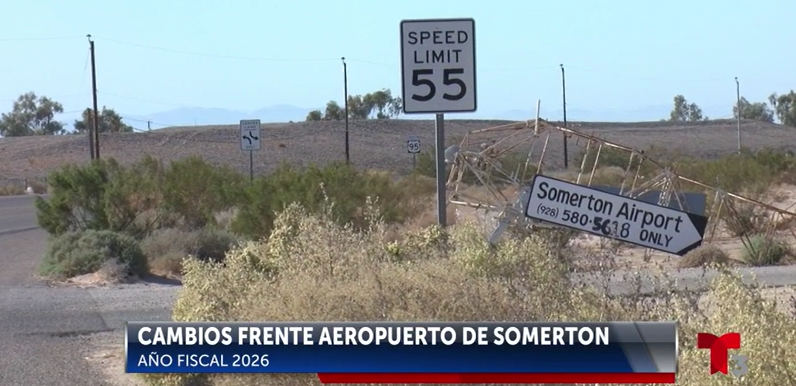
<box><xmin>741</xmin><ymin>234</ymin><xmax>789</xmax><ymax>266</ymax></box>
<box><xmin>195</xmin><ymin>227</ymin><xmax>240</xmax><ymax>262</ymax></box>
<box><xmin>143</xmin><ymin>203</ymin><xmax>796</xmax><ymax>386</ymax></box>
<box><xmin>147</xmin><ymin>251</ymin><xmax>188</xmax><ymax>276</ymax></box>
<box><xmin>573</xmin><ymin>144</ymin><xmax>669</xmax><ymax>176</ymax></box>
<box><xmin>723</xmin><ymin>203</ymin><xmax>769</xmax><ymax>237</ymax></box>
<box><xmin>36</xmin><ymin>156</ymin><xmax>246</xmax><ymax>239</ymax></box>
<box><xmin>574</xmin><ymin>145</ymin><xmax>635</xmax><ymax>171</ymax></box>
<box><xmin>141</xmin><ymin>227</ymin><xmax>241</xmax><ymax>274</ymax></box>
<box><xmin>40</xmin><ymin>229</ymin><xmax>147</xmax><ymax>278</ymax></box>
<box><xmin>752</xmin><ymin>147</ymin><xmax>796</xmax><ymax>174</ymax></box>
<box><xmin>160</xmin><ymin>157</ymin><xmax>245</xmax><ymax>229</ymax></box>
<box><xmin>213</xmin><ymin>208</ymin><xmax>238</xmax><ymax>231</ymax></box>
<box><xmin>140</xmin><ymin>228</ymin><xmax>200</xmax><ymax>271</ymax></box>
<box><xmin>413</xmin><ymin>149</ymin><xmax>437</xmax><ymax>176</ymax></box>
<box><xmin>678</xmin><ymin>244</ymin><xmax>730</xmax><ymax>268</ymax></box>
<box><xmin>231</xmin><ymin>162</ymin><xmax>416</xmax><ymax>240</ymax></box>
<box><xmin>37</xmin><ymin>156</ymin><xmax>432</xmax><ymax>268</ymax></box>
<box><xmin>0</xmin><ymin>184</ymin><xmax>24</xmax><ymax>196</ymax></box>
<box><xmin>676</xmin><ymin>150</ymin><xmax>786</xmax><ymax>195</ymax></box>
<box><xmin>36</xmin><ymin>159</ymin><xmax>121</xmax><ymax>236</ymax></box>
<box><xmin>531</xmin><ymin>228</ymin><xmax>580</xmax><ymax>267</ymax></box>
<box><xmin>174</xmin><ymin>203</ymin><xmax>578</xmax><ymax>324</ymax></box>
<box><xmin>35</xmin><ymin>157</ymin><xmax>164</xmax><ymax>238</ymax></box>
<box><xmin>414</xmin><ymin>147</ymin><xmax>537</xmax><ymax>186</ymax></box>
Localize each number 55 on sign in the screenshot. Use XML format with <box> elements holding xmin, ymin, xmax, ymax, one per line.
<box><xmin>400</xmin><ymin>18</ymin><xmax>477</xmax><ymax>114</ymax></box>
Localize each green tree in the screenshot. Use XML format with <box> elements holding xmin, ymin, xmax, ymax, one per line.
<box><xmin>0</xmin><ymin>92</ymin><xmax>65</xmax><ymax>136</ymax></box>
<box><xmin>324</xmin><ymin>100</ymin><xmax>344</xmax><ymax>120</ymax></box>
<box><xmin>306</xmin><ymin>110</ymin><xmax>323</xmax><ymax>121</ymax></box>
<box><xmin>362</xmin><ymin>89</ymin><xmax>403</xmax><ymax>119</ymax></box>
<box><xmin>73</xmin><ymin>106</ymin><xmax>134</xmax><ymax>133</ymax></box>
<box><xmin>769</xmin><ymin>91</ymin><xmax>796</xmax><ymax>127</ymax></box>
<box><xmin>669</xmin><ymin>95</ymin><xmax>707</xmax><ymax>122</ymax></box>
<box><xmin>733</xmin><ymin>97</ymin><xmax>774</xmax><ymax>123</ymax></box>
<box><xmin>306</xmin><ymin>89</ymin><xmax>402</xmax><ymax>121</ymax></box>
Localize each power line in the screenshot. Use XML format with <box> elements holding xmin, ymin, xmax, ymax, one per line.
<box><xmin>564</xmin><ymin>66</ymin><xmax>730</xmax><ymax>83</ymax></box>
<box><xmin>98</xmin><ymin>37</ymin><xmax>568</xmax><ymax>73</ymax></box>
<box><xmin>0</xmin><ymin>36</ymin><xmax>84</xmax><ymax>42</ymax></box>
<box><xmin>98</xmin><ymin>37</ymin><xmax>342</xmax><ymax>62</ymax></box>
<box><xmin>0</xmin><ymin>36</ymin><xmax>773</xmax><ymax>139</ymax></box>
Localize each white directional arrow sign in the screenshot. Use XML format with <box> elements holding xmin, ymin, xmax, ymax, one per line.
<box><xmin>240</xmin><ymin>119</ymin><xmax>261</xmax><ymax>151</ymax></box>
<box><xmin>524</xmin><ymin>175</ymin><xmax>708</xmax><ymax>256</ymax></box>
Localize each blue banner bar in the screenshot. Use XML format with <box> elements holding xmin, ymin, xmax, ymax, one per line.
<box><xmin>125</xmin><ymin>321</ymin><xmax>677</xmax><ymax>374</ymax></box>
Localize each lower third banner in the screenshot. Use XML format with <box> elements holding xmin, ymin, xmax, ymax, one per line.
<box><xmin>125</xmin><ymin>321</ymin><xmax>677</xmax><ymax>384</ymax></box>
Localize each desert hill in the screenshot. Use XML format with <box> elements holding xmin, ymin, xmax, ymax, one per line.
<box><xmin>1</xmin><ymin>118</ymin><xmax>793</xmax><ymax>187</ymax></box>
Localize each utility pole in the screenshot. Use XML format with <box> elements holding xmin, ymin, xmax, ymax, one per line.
<box><xmin>88</xmin><ymin>34</ymin><xmax>100</xmax><ymax>159</ymax></box>
<box><xmin>147</xmin><ymin>120</ymin><xmax>152</xmax><ymax>131</ymax></box>
<box><xmin>342</xmin><ymin>57</ymin><xmax>350</xmax><ymax>165</ymax></box>
<box><xmin>561</xmin><ymin>64</ymin><xmax>568</xmax><ymax>169</ymax></box>
<box><xmin>735</xmin><ymin>77</ymin><xmax>741</xmax><ymax>153</ymax></box>
<box><xmin>85</xmin><ymin>50</ymin><xmax>94</xmax><ymax>160</ymax></box>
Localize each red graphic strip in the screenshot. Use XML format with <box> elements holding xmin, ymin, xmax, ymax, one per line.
<box><xmin>318</xmin><ymin>372</ymin><xmax>675</xmax><ymax>384</ymax></box>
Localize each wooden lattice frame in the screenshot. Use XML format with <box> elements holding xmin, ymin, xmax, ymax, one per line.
<box><xmin>445</xmin><ymin>110</ymin><xmax>796</xmax><ymax>253</ymax></box>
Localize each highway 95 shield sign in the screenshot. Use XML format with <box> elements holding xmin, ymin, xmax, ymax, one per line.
<box><xmin>524</xmin><ymin>175</ymin><xmax>708</xmax><ymax>256</ymax></box>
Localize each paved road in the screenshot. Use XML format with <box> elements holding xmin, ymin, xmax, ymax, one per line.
<box><xmin>0</xmin><ymin>195</ymin><xmax>177</xmax><ymax>386</ymax></box>
<box><xmin>1</xmin><ymin>195</ymin><xmax>795</xmax><ymax>385</ymax></box>
<box><xmin>0</xmin><ymin>195</ymin><xmax>39</xmax><ymax>235</ymax></box>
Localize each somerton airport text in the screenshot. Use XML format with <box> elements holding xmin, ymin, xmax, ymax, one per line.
<box><xmin>137</xmin><ymin>325</ymin><xmax>609</xmax><ymax>346</ymax></box>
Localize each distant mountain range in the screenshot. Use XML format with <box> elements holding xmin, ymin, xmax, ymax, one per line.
<box><xmin>103</xmin><ymin>103</ymin><xmax>732</xmax><ymax>131</ymax></box>
<box><xmin>121</xmin><ymin>105</ymin><xmax>317</xmax><ymax>130</ymax></box>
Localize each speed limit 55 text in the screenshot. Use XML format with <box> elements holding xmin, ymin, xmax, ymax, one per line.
<box><xmin>406</xmin><ymin>29</ymin><xmax>469</xmax><ymax>64</ymax></box>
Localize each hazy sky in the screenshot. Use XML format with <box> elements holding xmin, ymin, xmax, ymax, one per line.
<box><xmin>1</xmin><ymin>0</ymin><xmax>794</xmax><ymax>122</ymax></box>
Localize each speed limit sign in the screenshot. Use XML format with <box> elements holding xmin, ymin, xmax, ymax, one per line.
<box><xmin>400</xmin><ymin>18</ymin><xmax>477</xmax><ymax>114</ymax></box>
<box><xmin>407</xmin><ymin>137</ymin><xmax>421</xmax><ymax>154</ymax></box>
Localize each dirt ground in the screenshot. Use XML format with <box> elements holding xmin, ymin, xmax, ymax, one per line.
<box><xmin>86</xmin><ymin>335</ymin><xmax>146</xmax><ymax>386</ymax></box>
<box><xmin>3</xmin><ymin>118</ymin><xmax>796</xmax><ymax>188</ymax></box>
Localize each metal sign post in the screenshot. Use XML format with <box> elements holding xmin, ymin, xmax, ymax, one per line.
<box><xmin>400</xmin><ymin>18</ymin><xmax>477</xmax><ymax>227</ymax></box>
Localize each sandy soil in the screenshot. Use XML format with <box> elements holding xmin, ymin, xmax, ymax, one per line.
<box><xmin>86</xmin><ymin>333</ymin><xmax>146</xmax><ymax>386</ymax></box>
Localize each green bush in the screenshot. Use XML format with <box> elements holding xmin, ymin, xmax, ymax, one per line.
<box><xmin>0</xmin><ymin>185</ymin><xmax>24</xmax><ymax>196</ymax></box>
<box><xmin>676</xmin><ymin>148</ymin><xmax>796</xmax><ymax>195</ymax></box>
<box><xmin>723</xmin><ymin>203</ymin><xmax>768</xmax><ymax>237</ymax></box>
<box><xmin>35</xmin><ymin>156</ymin><xmax>242</xmax><ymax>239</ymax></box>
<box><xmin>40</xmin><ymin>229</ymin><xmax>147</xmax><ymax>278</ymax></box>
<box><xmin>160</xmin><ymin>157</ymin><xmax>245</xmax><ymax>229</ymax></box>
<box><xmin>37</xmin><ymin>156</ymin><xmax>427</xmax><ymax>247</ymax></box>
<box><xmin>572</xmin><ymin>144</ymin><xmax>669</xmax><ymax>177</ymax></box>
<box><xmin>414</xmin><ymin>148</ymin><xmax>536</xmax><ymax>186</ymax></box>
<box><xmin>231</xmin><ymin>162</ymin><xmax>415</xmax><ymax>240</ymax></box>
<box><xmin>742</xmin><ymin>234</ymin><xmax>789</xmax><ymax>266</ymax></box>
<box><xmin>35</xmin><ymin>157</ymin><xmax>165</xmax><ymax>238</ymax></box>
